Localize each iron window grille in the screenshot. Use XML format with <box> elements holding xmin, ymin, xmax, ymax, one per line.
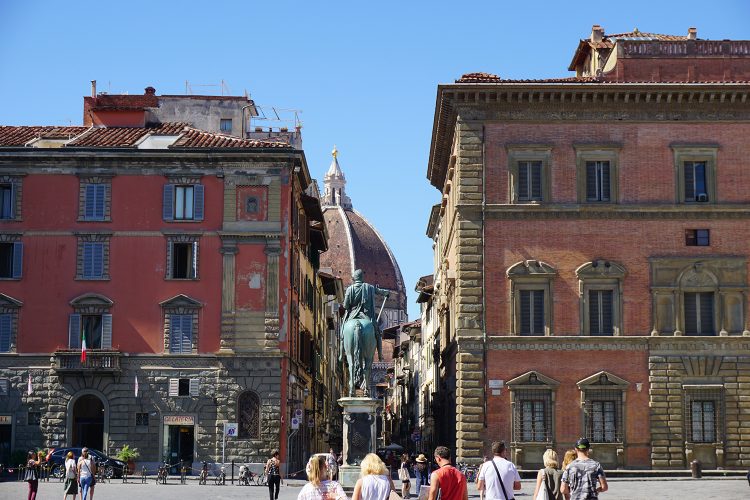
<box><xmin>583</xmin><ymin>389</ymin><xmax>624</xmax><ymax>443</ymax></box>
<box><xmin>514</xmin><ymin>389</ymin><xmax>553</xmax><ymax>443</ymax></box>
<box><xmin>683</xmin><ymin>387</ymin><xmax>724</xmax><ymax>444</ymax></box>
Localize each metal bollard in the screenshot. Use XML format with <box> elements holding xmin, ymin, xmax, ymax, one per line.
<box><xmin>690</xmin><ymin>459</ymin><xmax>702</xmax><ymax>479</ymax></box>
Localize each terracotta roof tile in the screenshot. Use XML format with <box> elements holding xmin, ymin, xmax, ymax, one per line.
<box><xmin>0</xmin><ymin>126</ymin><xmax>88</xmax><ymax>146</ymax></box>
<box><xmin>0</xmin><ymin>123</ymin><xmax>291</xmax><ymax>149</ymax></box>
<box><xmin>608</xmin><ymin>31</ymin><xmax>689</xmax><ymax>41</ymax></box>
<box><xmin>171</xmin><ymin>128</ymin><xmax>289</xmax><ymax>148</ymax></box>
<box><xmin>456</xmin><ymin>74</ymin><xmax>601</xmax><ymax>84</ymax></box>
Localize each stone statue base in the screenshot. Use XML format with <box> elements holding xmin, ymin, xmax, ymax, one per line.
<box><xmin>338</xmin><ymin>397</ymin><xmax>380</xmax><ymax>489</ymax></box>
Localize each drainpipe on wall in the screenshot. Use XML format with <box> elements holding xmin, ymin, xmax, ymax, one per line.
<box><xmin>481</xmin><ymin>124</ymin><xmax>488</xmax><ymax>432</ymax></box>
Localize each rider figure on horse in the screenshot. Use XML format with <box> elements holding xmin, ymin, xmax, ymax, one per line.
<box><xmin>340</xmin><ymin>269</ymin><xmax>390</xmax><ymax>363</ymax></box>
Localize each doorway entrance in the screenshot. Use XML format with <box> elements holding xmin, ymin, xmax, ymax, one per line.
<box><xmin>166</xmin><ymin>426</ymin><xmax>194</xmax><ymax>473</ymax></box>
<box><xmin>72</xmin><ymin>395</ymin><xmax>104</xmax><ymax>450</ymax></box>
<box><xmin>0</xmin><ymin>420</ymin><xmax>11</xmax><ymax>464</ymax></box>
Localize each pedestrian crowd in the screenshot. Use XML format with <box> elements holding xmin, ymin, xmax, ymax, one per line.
<box><xmin>23</xmin><ymin>446</ymin><xmax>100</xmax><ymax>500</ymax></box>
<box><xmin>295</xmin><ymin>439</ymin><xmax>607</xmax><ymax>500</ymax></box>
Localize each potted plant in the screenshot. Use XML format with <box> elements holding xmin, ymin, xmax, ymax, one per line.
<box><xmin>115</xmin><ymin>445</ymin><xmax>140</xmax><ymax>473</ymax></box>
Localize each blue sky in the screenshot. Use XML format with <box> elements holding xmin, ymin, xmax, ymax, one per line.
<box><xmin>1</xmin><ymin>0</ymin><xmax>749</xmax><ymax>316</ymax></box>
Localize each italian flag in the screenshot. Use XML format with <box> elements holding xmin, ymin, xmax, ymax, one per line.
<box><xmin>81</xmin><ymin>331</ymin><xmax>87</xmax><ymax>363</ymax></box>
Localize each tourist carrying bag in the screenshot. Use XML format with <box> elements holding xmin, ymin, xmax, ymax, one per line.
<box><xmin>490</xmin><ymin>459</ymin><xmax>511</xmax><ymax>500</ymax></box>
<box><xmin>399</xmin><ymin>464</ymin><xmax>409</xmax><ymax>481</ymax></box>
<box><xmin>534</xmin><ymin>470</ymin><xmax>555</xmax><ymax>500</ymax></box>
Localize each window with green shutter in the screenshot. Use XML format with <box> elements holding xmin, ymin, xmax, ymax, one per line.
<box><xmin>164</xmin><ymin>184</ymin><xmax>204</xmax><ymax>221</ymax></box>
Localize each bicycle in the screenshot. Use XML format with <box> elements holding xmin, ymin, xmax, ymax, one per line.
<box><xmin>156</xmin><ymin>462</ymin><xmax>168</xmax><ymax>485</ymax></box>
<box><xmin>214</xmin><ymin>467</ymin><xmax>226</xmax><ymax>485</ymax></box>
<box><xmin>255</xmin><ymin>471</ymin><xmax>267</xmax><ymax>486</ymax></box>
<box><xmin>199</xmin><ymin>462</ymin><xmax>209</xmax><ymax>485</ymax></box>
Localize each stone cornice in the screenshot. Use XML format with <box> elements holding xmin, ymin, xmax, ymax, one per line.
<box><xmin>428</xmin><ymin>82</ymin><xmax>750</xmax><ymax>190</ymax></box>
<box><xmin>484</xmin><ymin>204</ymin><xmax>750</xmax><ymax>220</ymax></box>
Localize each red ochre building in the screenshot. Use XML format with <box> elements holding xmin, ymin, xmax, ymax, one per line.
<box><xmin>0</xmin><ymin>91</ymin><xmax>337</xmax><ymax>472</ymax></box>
<box><xmin>426</xmin><ymin>26</ymin><xmax>750</xmax><ymax>470</ymax></box>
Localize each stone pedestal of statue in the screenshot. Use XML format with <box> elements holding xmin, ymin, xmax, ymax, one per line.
<box><xmin>338</xmin><ymin>397</ymin><xmax>380</xmax><ymax>489</ymax></box>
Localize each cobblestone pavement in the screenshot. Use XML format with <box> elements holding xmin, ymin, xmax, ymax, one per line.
<box><xmin>0</xmin><ymin>477</ymin><xmax>748</xmax><ymax>499</ymax></box>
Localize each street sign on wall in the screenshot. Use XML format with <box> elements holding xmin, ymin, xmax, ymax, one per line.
<box><xmin>225</xmin><ymin>422</ymin><xmax>238</xmax><ymax>436</ymax></box>
<box><xmin>291</xmin><ymin>417</ymin><xmax>300</xmax><ymax>430</ymax></box>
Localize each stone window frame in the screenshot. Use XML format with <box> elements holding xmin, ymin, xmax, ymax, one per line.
<box><xmin>0</xmin><ymin>293</ymin><xmax>22</xmax><ymax>353</ymax></box>
<box><xmin>507</xmin><ymin>371</ymin><xmax>560</xmax><ymax>446</ymax></box>
<box><xmin>237</xmin><ymin>390</ymin><xmax>262</xmax><ymax>439</ymax></box>
<box><xmin>506</xmin><ymin>144</ymin><xmax>553</xmax><ymax>204</ymax></box>
<box><xmin>77</xmin><ymin>175</ymin><xmax>113</xmax><ymax>222</ymax></box>
<box><xmin>75</xmin><ymin>232</ymin><xmax>112</xmax><ymax>280</ymax></box>
<box><xmin>682</xmin><ymin>384</ymin><xmax>725</xmax><ymax>445</ymax></box>
<box><xmin>507</xmin><ymin>260</ymin><xmax>557</xmax><ymax>336</ymax></box>
<box><xmin>574</xmin><ymin>144</ymin><xmax>621</xmax><ymax>204</ymax></box>
<box><xmin>577</xmin><ymin>371</ymin><xmax>628</xmax><ymax>446</ymax></box>
<box><xmin>163</xmin><ymin>175</ymin><xmax>205</xmax><ymax>223</ymax></box>
<box><xmin>68</xmin><ymin>293</ymin><xmax>113</xmax><ymax>350</ymax></box>
<box><xmin>672</xmin><ymin>145</ymin><xmax>718</xmax><ymax>205</ymax></box>
<box><xmin>0</xmin><ymin>174</ymin><xmax>24</xmax><ymax>221</ymax></box>
<box><xmin>164</xmin><ymin>233</ymin><xmax>201</xmax><ymax>280</ymax></box>
<box><xmin>160</xmin><ymin>294</ymin><xmax>202</xmax><ymax>354</ymax></box>
<box><xmin>576</xmin><ymin>260</ymin><xmax>626</xmax><ymax>336</ymax></box>
<box><xmin>650</xmin><ymin>258</ymin><xmax>748</xmax><ymax>337</ymax></box>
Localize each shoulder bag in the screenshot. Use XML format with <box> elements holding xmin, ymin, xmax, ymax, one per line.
<box><xmin>490</xmin><ymin>459</ymin><xmax>511</xmax><ymax>500</ymax></box>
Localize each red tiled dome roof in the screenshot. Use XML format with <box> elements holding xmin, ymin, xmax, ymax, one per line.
<box><xmin>321</xmin><ymin>206</ymin><xmax>407</xmax><ymax>312</ymax></box>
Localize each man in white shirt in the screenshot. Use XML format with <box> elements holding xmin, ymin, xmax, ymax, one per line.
<box><xmin>477</xmin><ymin>441</ymin><xmax>521</xmax><ymax>500</ymax></box>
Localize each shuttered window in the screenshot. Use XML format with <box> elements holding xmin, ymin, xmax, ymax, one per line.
<box><xmin>0</xmin><ymin>313</ymin><xmax>11</xmax><ymax>352</ymax></box>
<box><xmin>68</xmin><ymin>313</ymin><xmax>112</xmax><ymax>349</ymax></box>
<box><xmin>169</xmin><ymin>314</ymin><xmax>193</xmax><ymax>354</ymax></box>
<box><xmin>520</xmin><ymin>290</ymin><xmax>545</xmax><ymax>335</ymax></box>
<box><xmin>586</xmin><ymin>161</ymin><xmax>611</xmax><ymax>202</ymax></box>
<box><xmin>82</xmin><ymin>242</ymin><xmax>105</xmax><ymax>279</ymax></box>
<box><xmin>83</xmin><ymin>184</ymin><xmax>107</xmax><ymax>221</ymax></box>
<box><xmin>0</xmin><ymin>242</ymin><xmax>22</xmax><ymax>279</ymax></box>
<box><xmin>163</xmin><ymin>184</ymin><xmax>204</xmax><ymax>221</ymax></box>
<box><xmin>0</xmin><ymin>184</ymin><xmax>14</xmax><ymax>219</ymax></box>
<box><xmin>589</xmin><ymin>290</ymin><xmax>614</xmax><ymax>336</ymax></box>
<box><xmin>169</xmin><ymin>378</ymin><xmax>199</xmax><ymax>397</ymax></box>
<box><xmin>684</xmin><ymin>161</ymin><xmax>709</xmax><ymax>202</ymax></box>
<box><xmin>684</xmin><ymin>292</ymin><xmax>715</xmax><ymax>335</ymax></box>
<box><xmin>518</xmin><ymin>161</ymin><xmax>543</xmax><ymax>202</ymax></box>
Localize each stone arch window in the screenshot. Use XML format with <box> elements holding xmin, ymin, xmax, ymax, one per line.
<box><xmin>0</xmin><ymin>293</ymin><xmax>22</xmax><ymax>352</ymax></box>
<box><xmin>507</xmin><ymin>260</ymin><xmax>557</xmax><ymax>336</ymax></box>
<box><xmin>576</xmin><ymin>260</ymin><xmax>626</xmax><ymax>336</ymax></box>
<box><xmin>650</xmin><ymin>258</ymin><xmax>748</xmax><ymax>336</ymax></box>
<box><xmin>237</xmin><ymin>391</ymin><xmax>261</xmax><ymax>439</ymax></box>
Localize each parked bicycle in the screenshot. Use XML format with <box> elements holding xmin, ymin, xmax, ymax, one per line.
<box><xmin>156</xmin><ymin>462</ymin><xmax>168</xmax><ymax>485</ymax></box>
<box><xmin>456</xmin><ymin>462</ymin><xmax>478</xmax><ymax>483</ymax></box>
<box><xmin>214</xmin><ymin>466</ymin><xmax>226</xmax><ymax>485</ymax></box>
<box><xmin>199</xmin><ymin>461</ymin><xmax>209</xmax><ymax>485</ymax></box>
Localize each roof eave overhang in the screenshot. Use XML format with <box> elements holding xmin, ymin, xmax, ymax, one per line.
<box><xmin>568</xmin><ymin>39</ymin><xmax>590</xmax><ymax>71</ymax></box>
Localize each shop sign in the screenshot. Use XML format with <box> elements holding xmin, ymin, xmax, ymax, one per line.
<box><xmin>164</xmin><ymin>415</ymin><xmax>194</xmax><ymax>426</ymax></box>
<box><xmin>0</xmin><ymin>415</ymin><xmax>11</xmax><ymax>425</ymax></box>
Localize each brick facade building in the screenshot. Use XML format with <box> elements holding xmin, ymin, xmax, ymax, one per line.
<box><xmin>426</xmin><ymin>26</ymin><xmax>750</xmax><ymax>469</ymax></box>
<box><xmin>0</xmin><ymin>91</ymin><xmax>334</xmax><ymax>473</ymax></box>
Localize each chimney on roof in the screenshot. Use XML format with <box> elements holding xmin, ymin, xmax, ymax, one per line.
<box><xmin>688</xmin><ymin>27</ymin><xmax>697</xmax><ymax>40</ymax></box>
<box><xmin>590</xmin><ymin>24</ymin><xmax>604</xmax><ymax>44</ymax></box>
<box><xmin>144</xmin><ymin>86</ymin><xmax>156</xmax><ymax>96</ymax></box>
<box><xmin>91</xmin><ymin>80</ymin><xmax>97</xmax><ymax>98</ymax></box>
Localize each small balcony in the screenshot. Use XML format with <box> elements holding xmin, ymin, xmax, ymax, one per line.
<box><xmin>53</xmin><ymin>350</ymin><xmax>122</xmax><ymax>373</ymax></box>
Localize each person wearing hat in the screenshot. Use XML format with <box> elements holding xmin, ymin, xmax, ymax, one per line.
<box><xmin>560</xmin><ymin>438</ymin><xmax>608</xmax><ymax>500</ymax></box>
<box><xmin>414</xmin><ymin>453</ymin><xmax>430</xmax><ymax>495</ymax></box>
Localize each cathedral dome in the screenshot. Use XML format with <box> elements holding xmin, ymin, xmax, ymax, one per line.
<box><xmin>320</xmin><ymin>147</ymin><xmax>408</xmax><ymax>328</ymax></box>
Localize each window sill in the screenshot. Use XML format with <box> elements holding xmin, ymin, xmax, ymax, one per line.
<box><xmin>0</xmin><ymin>218</ymin><xmax>21</xmax><ymax>222</ymax></box>
<box><xmin>75</xmin><ymin>277</ymin><xmax>111</xmax><ymax>281</ymax></box>
<box><xmin>165</xmin><ymin>278</ymin><xmax>200</xmax><ymax>281</ymax></box>
<box><xmin>165</xmin><ymin>219</ymin><xmax>201</xmax><ymax>223</ymax></box>
<box><xmin>0</xmin><ymin>277</ymin><xmax>21</xmax><ymax>281</ymax></box>
<box><xmin>77</xmin><ymin>218</ymin><xmax>111</xmax><ymax>223</ymax></box>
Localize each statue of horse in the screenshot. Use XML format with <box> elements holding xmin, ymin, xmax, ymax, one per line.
<box><xmin>341</xmin><ymin>316</ymin><xmax>377</xmax><ymax>397</ymax></box>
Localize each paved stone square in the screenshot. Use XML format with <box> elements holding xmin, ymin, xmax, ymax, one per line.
<box><xmin>1</xmin><ymin>477</ymin><xmax>748</xmax><ymax>500</ymax></box>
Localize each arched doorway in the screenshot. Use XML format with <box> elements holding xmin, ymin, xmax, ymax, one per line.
<box><xmin>72</xmin><ymin>395</ymin><xmax>104</xmax><ymax>450</ymax></box>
